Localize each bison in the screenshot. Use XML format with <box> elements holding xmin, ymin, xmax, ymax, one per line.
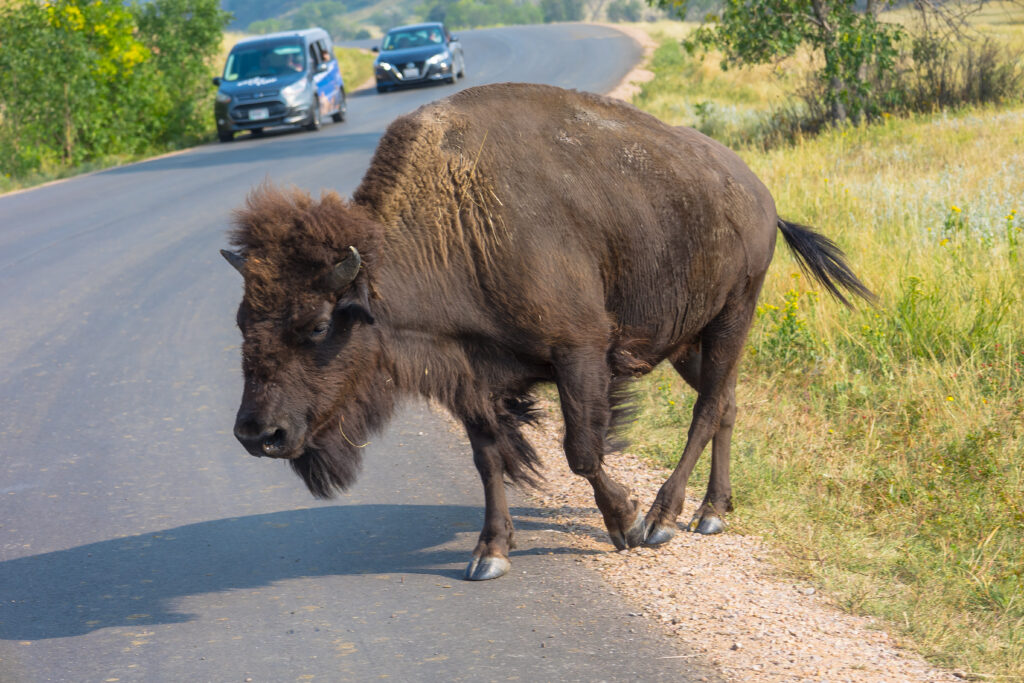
<box><xmin>221</xmin><ymin>83</ymin><xmax>872</xmax><ymax>581</ymax></box>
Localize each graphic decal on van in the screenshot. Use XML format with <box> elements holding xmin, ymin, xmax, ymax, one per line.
<box><xmin>236</xmin><ymin>76</ymin><xmax>279</xmax><ymax>88</ymax></box>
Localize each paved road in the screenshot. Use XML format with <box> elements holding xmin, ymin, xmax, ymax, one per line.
<box><xmin>0</xmin><ymin>24</ymin><xmax>716</xmax><ymax>682</ymax></box>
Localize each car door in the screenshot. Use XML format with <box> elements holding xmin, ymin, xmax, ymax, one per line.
<box><xmin>310</xmin><ymin>38</ymin><xmax>343</xmax><ymax>114</ymax></box>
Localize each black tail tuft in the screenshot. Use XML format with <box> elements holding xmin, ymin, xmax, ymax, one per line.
<box><xmin>496</xmin><ymin>394</ymin><xmax>544</xmax><ymax>487</ymax></box>
<box><xmin>777</xmin><ymin>219</ymin><xmax>875</xmax><ymax>308</ymax></box>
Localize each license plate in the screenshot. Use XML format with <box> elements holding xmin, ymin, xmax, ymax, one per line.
<box><xmin>402</xmin><ymin>67</ymin><xmax>419</xmax><ymax>79</ymax></box>
<box><xmin>249</xmin><ymin>107</ymin><xmax>269</xmax><ymax>121</ymax></box>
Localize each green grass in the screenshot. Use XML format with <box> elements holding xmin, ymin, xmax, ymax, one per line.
<box><xmin>335</xmin><ymin>45</ymin><xmax>377</xmax><ymax>91</ymax></box>
<box><xmin>624</xmin><ymin>19</ymin><xmax>1024</xmax><ymax>680</ymax></box>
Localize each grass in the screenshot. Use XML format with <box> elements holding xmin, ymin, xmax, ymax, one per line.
<box><xmin>620</xmin><ymin>17</ymin><xmax>1024</xmax><ymax>679</ymax></box>
<box><xmin>335</xmin><ymin>45</ymin><xmax>377</xmax><ymax>91</ymax></box>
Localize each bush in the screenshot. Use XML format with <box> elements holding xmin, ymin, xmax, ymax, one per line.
<box><xmin>540</xmin><ymin>0</ymin><xmax>584</xmax><ymax>22</ymax></box>
<box><xmin>607</xmin><ymin>0</ymin><xmax>644</xmax><ymax>21</ymax></box>
<box><xmin>0</xmin><ymin>0</ymin><xmax>228</xmax><ymax>179</ymax></box>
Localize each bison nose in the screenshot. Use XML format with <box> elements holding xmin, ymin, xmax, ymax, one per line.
<box><xmin>234</xmin><ymin>419</ymin><xmax>289</xmax><ymax>457</ymax></box>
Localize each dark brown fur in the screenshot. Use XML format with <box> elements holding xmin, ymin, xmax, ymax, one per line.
<box><xmin>225</xmin><ymin>83</ymin><xmax>871</xmax><ymax>579</ymax></box>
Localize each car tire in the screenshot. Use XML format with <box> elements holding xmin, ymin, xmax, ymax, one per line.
<box><xmin>458</xmin><ymin>59</ymin><xmax>465</xmax><ymax>79</ymax></box>
<box><xmin>331</xmin><ymin>88</ymin><xmax>346</xmax><ymax>122</ymax></box>
<box><xmin>376</xmin><ymin>82</ymin><xmax>388</xmax><ymax>94</ymax></box>
<box><xmin>218</xmin><ymin>130</ymin><xmax>234</xmax><ymax>143</ymax></box>
<box><xmin>305</xmin><ymin>97</ymin><xmax>321</xmax><ymax>131</ymax></box>
<box><xmin>445</xmin><ymin>73</ymin><xmax>456</xmax><ymax>84</ymax></box>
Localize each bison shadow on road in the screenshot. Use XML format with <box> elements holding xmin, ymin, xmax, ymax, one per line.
<box><xmin>0</xmin><ymin>503</ymin><xmax>601</xmax><ymax>641</ymax></box>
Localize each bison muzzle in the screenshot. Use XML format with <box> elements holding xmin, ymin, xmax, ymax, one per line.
<box><xmin>221</xmin><ymin>83</ymin><xmax>872</xmax><ymax>581</ymax></box>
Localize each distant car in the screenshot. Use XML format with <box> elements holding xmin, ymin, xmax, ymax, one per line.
<box><xmin>213</xmin><ymin>27</ymin><xmax>346</xmax><ymax>142</ymax></box>
<box><xmin>373</xmin><ymin>22</ymin><xmax>465</xmax><ymax>93</ymax></box>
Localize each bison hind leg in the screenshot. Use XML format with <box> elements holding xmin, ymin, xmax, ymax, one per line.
<box><xmin>643</xmin><ymin>300</ymin><xmax>753</xmax><ymax>546</ymax></box>
<box><xmin>462</xmin><ymin>395</ymin><xmax>544</xmax><ymax>581</ymax></box>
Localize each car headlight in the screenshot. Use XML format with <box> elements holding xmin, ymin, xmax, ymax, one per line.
<box><xmin>425</xmin><ymin>53</ymin><xmax>450</xmax><ymax>67</ymax></box>
<box><xmin>215</xmin><ymin>91</ymin><xmax>232</xmax><ymax>104</ymax></box>
<box><xmin>281</xmin><ymin>79</ymin><xmax>307</xmax><ymax>100</ymax></box>
<box><xmin>377</xmin><ymin>62</ymin><xmax>394</xmax><ymax>72</ymax></box>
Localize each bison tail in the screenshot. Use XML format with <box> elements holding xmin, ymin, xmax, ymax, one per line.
<box><xmin>777</xmin><ymin>219</ymin><xmax>876</xmax><ymax>308</ymax></box>
<box><xmin>496</xmin><ymin>396</ymin><xmax>544</xmax><ymax>487</ymax></box>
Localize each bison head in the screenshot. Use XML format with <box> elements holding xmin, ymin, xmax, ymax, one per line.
<box><xmin>221</xmin><ymin>185</ymin><xmax>392</xmax><ymax>498</ymax></box>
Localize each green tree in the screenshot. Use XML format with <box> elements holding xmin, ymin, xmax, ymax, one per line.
<box><xmin>607</xmin><ymin>0</ymin><xmax>643</xmax><ymax>21</ymax></box>
<box><xmin>0</xmin><ymin>0</ymin><xmax>150</xmax><ymax>171</ymax></box>
<box><xmin>0</xmin><ymin>0</ymin><xmax>228</xmax><ymax>178</ymax></box>
<box><xmin>541</xmin><ymin>0</ymin><xmax>584</xmax><ymax>22</ymax></box>
<box><xmin>132</xmin><ymin>0</ymin><xmax>231</xmax><ymax>146</ymax></box>
<box><xmin>654</xmin><ymin>0</ymin><xmax>903</xmax><ymax>123</ymax></box>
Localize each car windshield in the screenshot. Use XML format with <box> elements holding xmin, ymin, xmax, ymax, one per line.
<box><xmin>381</xmin><ymin>27</ymin><xmax>444</xmax><ymax>51</ymax></box>
<box><xmin>223</xmin><ymin>42</ymin><xmax>306</xmax><ymax>81</ymax></box>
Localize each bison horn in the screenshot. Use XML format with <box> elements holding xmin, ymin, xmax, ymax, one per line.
<box><xmin>220</xmin><ymin>249</ymin><xmax>246</xmax><ymax>274</ymax></box>
<box><xmin>329</xmin><ymin>246</ymin><xmax>362</xmax><ymax>292</ymax></box>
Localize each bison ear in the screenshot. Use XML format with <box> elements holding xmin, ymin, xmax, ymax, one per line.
<box><xmin>328</xmin><ymin>246</ymin><xmax>362</xmax><ymax>293</ymax></box>
<box><xmin>220</xmin><ymin>249</ymin><xmax>246</xmax><ymax>275</ymax></box>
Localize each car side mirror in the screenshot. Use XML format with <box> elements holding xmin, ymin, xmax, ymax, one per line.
<box><xmin>212</xmin><ymin>76</ymin><xmax>221</xmax><ymax>86</ymax></box>
<box><xmin>371</xmin><ymin>45</ymin><xmax>380</xmax><ymax>53</ymax></box>
<box><xmin>450</xmin><ymin>35</ymin><xmax>458</xmax><ymax>42</ymax></box>
<box><xmin>317</xmin><ymin>62</ymin><xmax>328</xmax><ymax>73</ymax></box>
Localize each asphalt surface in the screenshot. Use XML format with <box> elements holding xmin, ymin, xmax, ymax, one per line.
<box><xmin>0</xmin><ymin>23</ymin><xmax>718</xmax><ymax>682</ymax></box>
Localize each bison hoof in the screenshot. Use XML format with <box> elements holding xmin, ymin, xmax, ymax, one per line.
<box><xmin>687</xmin><ymin>513</ymin><xmax>725</xmax><ymax>535</ymax></box>
<box><xmin>465</xmin><ymin>555</ymin><xmax>511</xmax><ymax>581</ymax></box>
<box><xmin>643</xmin><ymin>523</ymin><xmax>677</xmax><ymax>547</ymax></box>
<box><xmin>609</xmin><ymin>510</ymin><xmax>647</xmax><ymax>550</ymax></box>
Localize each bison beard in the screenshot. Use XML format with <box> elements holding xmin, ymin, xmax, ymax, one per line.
<box><xmin>290</xmin><ymin>370</ymin><xmax>397</xmax><ymax>499</ymax></box>
<box><xmin>290</xmin><ymin>435</ymin><xmax>364</xmax><ymax>500</ymax></box>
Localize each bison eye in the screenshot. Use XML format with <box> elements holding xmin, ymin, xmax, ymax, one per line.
<box><xmin>309</xmin><ymin>321</ymin><xmax>331</xmax><ymax>342</ymax></box>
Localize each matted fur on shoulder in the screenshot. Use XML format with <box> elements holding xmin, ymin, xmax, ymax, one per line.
<box><xmin>228</xmin><ymin>183</ymin><xmax>383</xmax><ymax>304</ymax></box>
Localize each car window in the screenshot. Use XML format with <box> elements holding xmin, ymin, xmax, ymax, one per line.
<box><xmin>224</xmin><ymin>42</ymin><xmax>305</xmax><ymax>81</ymax></box>
<box><xmin>381</xmin><ymin>28</ymin><xmax>445</xmax><ymax>51</ymax></box>
<box><xmin>314</xmin><ymin>39</ymin><xmax>332</xmax><ymax>63</ymax></box>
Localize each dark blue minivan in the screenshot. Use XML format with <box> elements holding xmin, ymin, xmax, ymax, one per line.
<box><xmin>213</xmin><ymin>28</ymin><xmax>346</xmax><ymax>142</ymax></box>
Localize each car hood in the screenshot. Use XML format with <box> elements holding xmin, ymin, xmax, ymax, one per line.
<box><xmin>218</xmin><ymin>73</ymin><xmax>304</xmax><ymax>96</ymax></box>
<box><xmin>375</xmin><ymin>46</ymin><xmax>447</xmax><ymax>65</ymax></box>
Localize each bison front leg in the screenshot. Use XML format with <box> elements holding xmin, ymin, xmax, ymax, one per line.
<box><xmin>555</xmin><ymin>350</ymin><xmax>646</xmax><ymax>550</ymax></box>
<box><xmin>464</xmin><ymin>420</ymin><xmax>515</xmax><ymax>581</ymax></box>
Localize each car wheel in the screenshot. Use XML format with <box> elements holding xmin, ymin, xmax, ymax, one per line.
<box><xmin>331</xmin><ymin>88</ymin><xmax>346</xmax><ymax>122</ymax></box>
<box><xmin>218</xmin><ymin>130</ymin><xmax>234</xmax><ymax>143</ymax></box>
<box><xmin>305</xmin><ymin>97</ymin><xmax>321</xmax><ymax>131</ymax></box>
<box><xmin>376</xmin><ymin>84</ymin><xmax>387</xmax><ymax>94</ymax></box>
<box><xmin>445</xmin><ymin>73</ymin><xmax>456</xmax><ymax>85</ymax></box>
<box><xmin>458</xmin><ymin>56</ymin><xmax>465</xmax><ymax>79</ymax></box>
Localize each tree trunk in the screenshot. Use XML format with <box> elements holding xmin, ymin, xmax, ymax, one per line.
<box><xmin>63</xmin><ymin>82</ymin><xmax>73</xmax><ymax>165</ymax></box>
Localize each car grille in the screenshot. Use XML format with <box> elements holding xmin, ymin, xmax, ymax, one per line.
<box><xmin>235</xmin><ymin>91</ymin><xmax>279</xmax><ymax>101</ymax></box>
<box><xmin>397</xmin><ymin>61</ymin><xmax>426</xmax><ymax>80</ymax></box>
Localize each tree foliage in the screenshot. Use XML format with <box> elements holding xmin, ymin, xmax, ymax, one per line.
<box><xmin>607</xmin><ymin>0</ymin><xmax>644</xmax><ymax>22</ymax></box>
<box><xmin>419</xmin><ymin>0</ymin><xmax>544</xmax><ymax>28</ymax></box>
<box><xmin>247</xmin><ymin>1</ymin><xmax>370</xmax><ymax>40</ymax></box>
<box><xmin>655</xmin><ymin>0</ymin><xmax>903</xmax><ymax>123</ymax></box>
<box><xmin>0</xmin><ymin>0</ymin><xmax>229</xmax><ymax>178</ymax></box>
